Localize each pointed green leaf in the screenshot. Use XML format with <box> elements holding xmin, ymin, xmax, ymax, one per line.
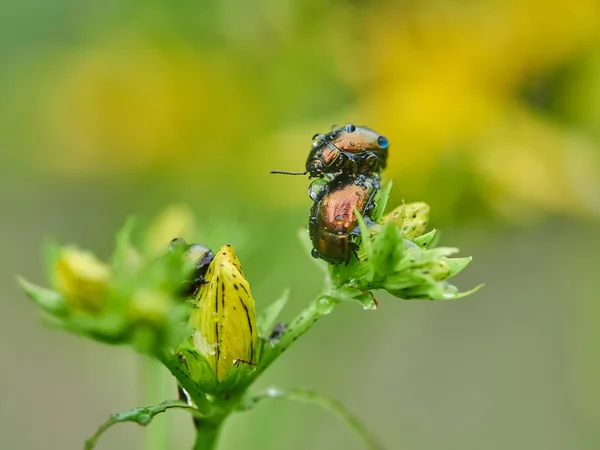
<box><xmin>412</xmin><ymin>229</ymin><xmax>438</xmax><ymax>248</ymax></box>
<box><xmin>111</xmin><ymin>217</ymin><xmax>136</xmax><ymax>272</ymax></box>
<box><xmin>446</xmin><ymin>257</ymin><xmax>472</xmax><ymax>278</ymax></box>
<box><xmin>243</xmin><ymin>387</ymin><xmax>384</xmax><ymax>450</ymax></box>
<box><xmin>18</xmin><ymin>277</ymin><xmax>65</xmax><ymax>315</ymax></box>
<box><xmin>371</xmin><ymin>180</ymin><xmax>393</xmax><ymax>222</ymax></box>
<box><xmin>353</xmin><ymin>208</ymin><xmax>373</xmax><ymax>257</ymax></box>
<box><xmin>257</xmin><ymin>290</ymin><xmax>290</xmax><ymax>339</ymax></box>
<box><xmin>371</xmin><ymin>223</ymin><xmax>403</xmax><ymax>279</ymax></box>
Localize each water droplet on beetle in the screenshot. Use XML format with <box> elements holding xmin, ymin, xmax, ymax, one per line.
<box><xmin>312</xmin><ymin>134</ymin><xmax>325</xmax><ymax>147</ymax></box>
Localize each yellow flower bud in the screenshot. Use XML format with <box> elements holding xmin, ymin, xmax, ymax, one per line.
<box><xmin>190</xmin><ymin>245</ymin><xmax>257</xmax><ymax>382</ymax></box>
<box><xmin>54</xmin><ymin>247</ymin><xmax>110</xmax><ymax>312</ymax></box>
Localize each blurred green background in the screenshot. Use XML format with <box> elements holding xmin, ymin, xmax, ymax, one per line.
<box><xmin>1</xmin><ymin>0</ymin><xmax>600</xmax><ymax>449</ymax></box>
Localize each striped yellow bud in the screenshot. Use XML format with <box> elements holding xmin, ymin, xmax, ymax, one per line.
<box><xmin>190</xmin><ymin>245</ymin><xmax>257</xmax><ymax>382</ymax></box>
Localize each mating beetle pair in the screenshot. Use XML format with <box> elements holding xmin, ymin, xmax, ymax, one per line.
<box><xmin>273</xmin><ymin>123</ymin><xmax>389</xmax><ymax>264</ymax></box>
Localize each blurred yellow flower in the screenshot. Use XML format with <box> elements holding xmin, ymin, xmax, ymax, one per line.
<box><xmin>358</xmin><ymin>0</ymin><xmax>600</xmax><ymax>218</ymax></box>
<box><xmin>40</xmin><ymin>35</ymin><xmax>257</xmax><ymax>175</ymax></box>
<box><xmin>54</xmin><ymin>247</ymin><xmax>110</xmax><ymax>312</ymax></box>
<box><xmin>144</xmin><ymin>204</ymin><xmax>196</xmax><ymax>257</ymax></box>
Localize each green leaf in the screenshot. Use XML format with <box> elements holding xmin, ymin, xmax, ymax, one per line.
<box><xmin>111</xmin><ymin>217</ymin><xmax>136</xmax><ymax>272</ymax></box>
<box><xmin>257</xmin><ymin>290</ymin><xmax>290</xmax><ymax>339</ymax></box>
<box><xmin>334</xmin><ymin>286</ymin><xmax>378</xmax><ymax>310</ymax></box>
<box><xmin>18</xmin><ymin>277</ymin><xmax>65</xmax><ymax>315</ymax></box>
<box><xmin>154</xmin><ymin>350</ymin><xmax>213</xmax><ymax>411</ymax></box>
<box><xmin>354</xmin><ymin>208</ymin><xmax>373</xmax><ymax>257</ymax></box>
<box><xmin>242</xmin><ymin>388</ymin><xmax>384</xmax><ymax>450</ymax></box>
<box><xmin>371</xmin><ymin>180</ymin><xmax>393</xmax><ymax>222</ymax></box>
<box><xmin>371</xmin><ymin>223</ymin><xmax>403</xmax><ymax>280</ymax></box>
<box><xmin>446</xmin><ymin>257</ymin><xmax>472</xmax><ymax>277</ymax></box>
<box><xmin>172</xmin><ymin>346</ymin><xmax>219</xmax><ymax>397</ymax></box>
<box><xmin>84</xmin><ymin>400</ymin><xmax>202</xmax><ymax>450</ymax></box>
<box><xmin>412</xmin><ymin>229</ymin><xmax>438</xmax><ymax>248</ymax></box>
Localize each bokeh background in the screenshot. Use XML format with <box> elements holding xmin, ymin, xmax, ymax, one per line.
<box><xmin>1</xmin><ymin>1</ymin><xmax>600</xmax><ymax>449</ymax></box>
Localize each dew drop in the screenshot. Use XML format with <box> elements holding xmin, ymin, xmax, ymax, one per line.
<box><xmin>362</xmin><ymin>298</ymin><xmax>378</xmax><ymax>310</ymax></box>
<box><xmin>443</xmin><ymin>285</ymin><xmax>459</xmax><ymax>299</ymax></box>
<box><xmin>316</xmin><ymin>296</ymin><xmax>336</xmax><ymax>315</ymax></box>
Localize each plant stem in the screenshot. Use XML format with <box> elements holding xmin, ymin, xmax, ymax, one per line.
<box><xmin>256</xmin><ymin>293</ymin><xmax>339</xmax><ymax>376</ymax></box>
<box><xmin>193</xmin><ymin>419</ymin><xmax>223</xmax><ymax>450</ymax></box>
<box><xmin>139</xmin><ymin>355</ymin><xmax>169</xmax><ymax>450</ymax></box>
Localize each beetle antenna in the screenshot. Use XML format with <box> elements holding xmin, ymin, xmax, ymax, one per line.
<box><xmin>270</xmin><ymin>170</ymin><xmax>309</xmax><ymax>176</ymax></box>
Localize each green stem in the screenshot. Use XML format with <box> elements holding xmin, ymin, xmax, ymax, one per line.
<box><xmin>256</xmin><ymin>293</ymin><xmax>339</xmax><ymax>377</ymax></box>
<box><xmin>139</xmin><ymin>355</ymin><xmax>169</xmax><ymax>450</ymax></box>
<box><xmin>193</xmin><ymin>419</ymin><xmax>223</xmax><ymax>450</ymax></box>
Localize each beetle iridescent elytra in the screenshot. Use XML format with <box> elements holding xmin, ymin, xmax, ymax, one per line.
<box><xmin>271</xmin><ymin>123</ymin><xmax>389</xmax><ymax>181</ymax></box>
<box><xmin>308</xmin><ymin>175</ymin><xmax>379</xmax><ymax>264</ymax></box>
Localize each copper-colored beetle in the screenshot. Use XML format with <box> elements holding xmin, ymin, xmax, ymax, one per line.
<box><xmin>305</xmin><ymin>124</ymin><xmax>388</xmax><ymax>179</ymax></box>
<box><xmin>271</xmin><ymin>123</ymin><xmax>389</xmax><ymax>181</ymax></box>
<box><xmin>308</xmin><ymin>176</ymin><xmax>378</xmax><ymax>264</ymax></box>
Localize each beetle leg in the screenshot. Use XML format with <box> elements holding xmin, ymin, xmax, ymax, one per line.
<box><xmin>364</xmin><ymin>153</ymin><xmax>378</xmax><ymax>173</ymax></box>
<box><xmin>354</xmin><ymin>173</ymin><xmax>368</xmax><ymax>188</ymax></box>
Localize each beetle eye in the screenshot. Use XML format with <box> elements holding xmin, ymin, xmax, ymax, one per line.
<box><xmin>328</xmin><ymin>132</ymin><xmax>337</xmax><ymax>140</ymax></box>
<box><xmin>345</xmin><ymin>123</ymin><xmax>356</xmax><ymax>133</ymax></box>
<box><xmin>377</xmin><ymin>135</ymin><xmax>389</xmax><ymax>149</ymax></box>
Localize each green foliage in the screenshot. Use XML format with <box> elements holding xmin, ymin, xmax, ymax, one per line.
<box><xmin>84</xmin><ymin>401</ymin><xmax>202</xmax><ymax>450</ymax></box>
<box><xmin>328</xmin><ymin>182</ymin><xmax>481</xmax><ymax>303</ymax></box>
<box><xmin>18</xmin><ymin>181</ymin><xmax>480</xmax><ymax>450</ymax></box>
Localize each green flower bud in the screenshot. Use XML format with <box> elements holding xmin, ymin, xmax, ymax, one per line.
<box><xmin>381</xmin><ymin>202</ymin><xmax>430</xmax><ymax>239</ymax></box>
<box><xmin>421</xmin><ymin>259</ymin><xmax>451</xmax><ymax>281</ymax></box>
